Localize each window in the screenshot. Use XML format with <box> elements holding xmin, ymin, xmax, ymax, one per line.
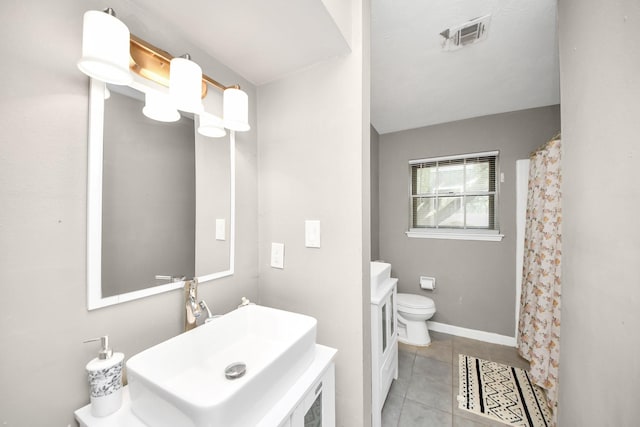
<box><xmin>407</xmin><ymin>151</ymin><xmax>503</xmax><ymax>241</ymax></box>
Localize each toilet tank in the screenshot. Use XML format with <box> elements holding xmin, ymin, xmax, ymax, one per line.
<box><xmin>370</xmin><ymin>261</ymin><xmax>391</xmax><ymax>291</ymax></box>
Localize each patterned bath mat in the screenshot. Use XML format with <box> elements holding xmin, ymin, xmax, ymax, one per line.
<box><xmin>457</xmin><ymin>354</ymin><xmax>553</xmax><ymax>427</ymax></box>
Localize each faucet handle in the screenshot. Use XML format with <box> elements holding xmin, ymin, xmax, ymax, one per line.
<box><xmin>198</xmin><ymin>300</ymin><xmax>213</xmax><ymax>319</ymax></box>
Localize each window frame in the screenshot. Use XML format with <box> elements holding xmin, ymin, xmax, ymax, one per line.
<box><xmin>406</xmin><ymin>150</ymin><xmax>504</xmax><ymax>242</ymax></box>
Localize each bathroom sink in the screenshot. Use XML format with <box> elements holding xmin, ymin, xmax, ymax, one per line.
<box><xmin>371</xmin><ymin>261</ymin><xmax>391</xmax><ymax>291</ymax></box>
<box><xmin>126</xmin><ymin>304</ymin><xmax>317</xmax><ymax>427</ymax></box>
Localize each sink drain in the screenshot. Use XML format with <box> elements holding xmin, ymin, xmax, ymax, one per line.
<box><xmin>224</xmin><ymin>362</ymin><xmax>246</xmax><ymax>380</ymax></box>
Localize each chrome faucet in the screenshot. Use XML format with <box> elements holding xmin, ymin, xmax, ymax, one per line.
<box><xmin>184</xmin><ymin>278</ymin><xmax>202</xmax><ymax>331</ymax></box>
<box><xmin>199</xmin><ymin>300</ymin><xmax>220</xmax><ymax>323</ymax></box>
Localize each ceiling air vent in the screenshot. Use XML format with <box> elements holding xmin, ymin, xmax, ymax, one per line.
<box><xmin>440</xmin><ymin>15</ymin><xmax>491</xmax><ymax>51</ymax></box>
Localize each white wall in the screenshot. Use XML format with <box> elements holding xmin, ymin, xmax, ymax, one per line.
<box><xmin>0</xmin><ymin>1</ymin><xmax>258</xmax><ymax>425</ymax></box>
<box><xmin>558</xmin><ymin>0</ymin><xmax>640</xmax><ymax>424</ymax></box>
<box><xmin>256</xmin><ymin>0</ymin><xmax>372</xmax><ymax>425</ymax></box>
<box><xmin>320</xmin><ymin>0</ymin><xmax>353</xmax><ymax>48</ymax></box>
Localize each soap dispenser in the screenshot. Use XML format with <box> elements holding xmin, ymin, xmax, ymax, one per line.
<box><xmin>84</xmin><ymin>336</ymin><xmax>124</xmax><ymax>417</ymax></box>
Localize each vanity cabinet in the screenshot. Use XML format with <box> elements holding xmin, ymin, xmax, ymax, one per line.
<box><xmin>371</xmin><ymin>278</ymin><xmax>398</xmax><ymax>427</ymax></box>
<box><xmin>259</xmin><ymin>345</ymin><xmax>336</xmax><ymax>427</ymax></box>
<box><xmin>76</xmin><ymin>345</ymin><xmax>337</xmax><ymax>427</ymax></box>
<box><xmin>287</xmin><ymin>362</ymin><xmax>335</xmax><ymax>427</ymax></box>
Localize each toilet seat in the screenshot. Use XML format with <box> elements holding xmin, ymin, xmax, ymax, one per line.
<box><xmin>397</xmin><ymin>293</ymin><xmax>435</xmax><ymax>311</ymax></box>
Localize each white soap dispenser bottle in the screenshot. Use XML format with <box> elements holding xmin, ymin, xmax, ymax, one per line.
<box><xmin>84</xmin><ymin>336</ymin><xmax>124</xmax><ymax>417</ymax></box>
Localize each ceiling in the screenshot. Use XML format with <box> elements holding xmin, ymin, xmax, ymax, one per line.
<box><xmin>371</xmin><ymin>0</ymin><xmax>560</xmax><ymax>134</ymax></box>
<box><xmin>129</xmin><ymin>0</ymin><xmax>559</xmax><ymax>135</ymax></box>
<box><xmin>129</xmin><ymin>0</ymin><xmax>351</xmax><ymax>86</ymax></box>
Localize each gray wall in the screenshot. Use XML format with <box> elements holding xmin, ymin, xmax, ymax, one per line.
<box><xmin>378</xmin><ymin>106</ymin><xmax>560</xmax><ymax>336</ymax></box>
<box><xmin>0</xmin><ymin>1</ymin><xmax>258</xmax><ymax>425</ymax></box>
<box><xmin>371</xmin><ymin>125</ymin><xmax>380</xmax><ymax>261</ymax></box>
<box><xmin>102</xmin><ymin>89</ymin><xmax>195</xmax><ymax>296</ymax></box>
<box><xmin>558</xmin><ymin>1</ymin><xmax>640</xmax><ymax>425</ymax></box>
<box><xmin>257</xmin><ymin>1</ymin><xmax>372</xmax><ymax>425</ymax></box>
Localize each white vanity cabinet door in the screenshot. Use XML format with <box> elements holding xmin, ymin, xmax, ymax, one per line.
<box><xmin>371</xmin><ymin>278</ymin><xmax>398</xmax><ymax>427</ymax></box>
<box><xmin>290</xmin><ymin>363</ymin><xmax>336</xmax><ymax>427</ymax></box>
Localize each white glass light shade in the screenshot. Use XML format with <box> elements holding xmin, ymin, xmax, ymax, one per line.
<box><xmin>142</xmin><ymin>91</ymin><xmax>180</xmax><ymax>122</ymax></box>
<box><xmin>223</xmin><ymin>88</ymin><xmax>250</xmax><ymax>131</ymax></box>
<box><xmin>198</xmin><ymin>113</ymin><xmax>227</xmax><ymax>138</ymax></box>
<box><xmin>170</xmin><ymin>57</ymin><xmax>203</xmax><ymax>114</ymax></box>
<box><xmin>77</xmin><ymin>10</ymin><xmax>132</xmax><ymax>85</ymax></box>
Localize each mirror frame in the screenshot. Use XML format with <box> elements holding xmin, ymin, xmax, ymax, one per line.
<box><xmin>86</xmin><ymin>78</ymin><xmax>235</xmax><ymax>310</ymax></box>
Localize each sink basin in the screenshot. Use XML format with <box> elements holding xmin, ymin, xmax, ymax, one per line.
<box><xmin>126</xmin><ymin>304</ymin><xmax>317</xmax><ymax>427</ymax></box>
<box><xmin>371</xmin><ymin>261</ymin><xmax>391</xmax><ymax>291</ymax></box>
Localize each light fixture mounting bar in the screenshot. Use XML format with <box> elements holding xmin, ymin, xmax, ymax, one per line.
<box><xmin>129</xmin><ymin>34</ymin><xmax>240</xmax><ymax>95</ymax></box>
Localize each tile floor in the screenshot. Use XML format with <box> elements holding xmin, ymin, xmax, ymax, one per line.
<box><xmin>381</xmin><ymin>331</ymin><xmax>530</xmax><ymax>427</ymax></box>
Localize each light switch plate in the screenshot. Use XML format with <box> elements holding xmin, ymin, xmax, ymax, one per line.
<box><xmin>305</xmin><ymin>220</ymin><xmax>321</xmax><ymax>248</ymax></box>
<box><xmin>215</xmin><ymin>219</ymin><xmax>225</xmax><ymax>241</ymax></box>
<box><xmin>271</xmin><ymin>242</ymin><xmax>285</xmax><ymax>269</ymax></box>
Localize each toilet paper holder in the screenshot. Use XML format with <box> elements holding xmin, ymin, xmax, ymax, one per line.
<box><xmin>420</xmin><ymin>276</ymin><xmax>436</xmax><ymax>290</ymax></box>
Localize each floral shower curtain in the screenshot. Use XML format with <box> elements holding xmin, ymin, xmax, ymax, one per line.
<box><xmin>517</xmin><ymin>136</ymin><xmax>562</xmax><ymax>417</ymax></box>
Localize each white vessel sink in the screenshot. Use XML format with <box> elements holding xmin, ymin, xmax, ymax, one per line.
<box><xmin>126</xmin><ymin>304</ymin><xmax>317</xmax><ymax>427</ymax></box>
<box><xmin>371</xmin><ymin>261</ymin><xmax>391</xmax><ymax>291</ymax></box>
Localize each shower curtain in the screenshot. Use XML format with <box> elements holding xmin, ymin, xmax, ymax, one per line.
<box><xmin>517</xmin><ymin>136</ymin><xmax>562</xmax><ymax>416</ymax></box>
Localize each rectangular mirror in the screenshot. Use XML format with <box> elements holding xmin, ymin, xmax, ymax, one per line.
<box><xmin>87</xmin><ymin>78</ymin><xmax>235</xmax><ymax>309</ymax></box>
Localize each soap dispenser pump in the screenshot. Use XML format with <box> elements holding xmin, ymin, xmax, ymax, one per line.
<box><xmin>84</xmin><ymin>336</ymin><xmax>124</xmax><ymax>417</ymax></box>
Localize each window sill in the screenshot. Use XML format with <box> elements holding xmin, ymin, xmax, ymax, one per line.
<box><xmin>405</xmin><ymin>231</ymin><xmax>504</xmax><ymax>242</ymax></box>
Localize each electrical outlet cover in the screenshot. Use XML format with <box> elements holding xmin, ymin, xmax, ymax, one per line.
<box><xmin>215</xmin><ymin>219</ymin><xmax>226</xmax><ymax>241</ymax></box>
<box><xmin>271</xmin><ymin>242</ymin><xmax>285</xmax><ymax>269</ymax></box>
<box><xmin>305</xmin><ymin>220</ymin><xmax>321</xmax><ymax>248</ymax></box>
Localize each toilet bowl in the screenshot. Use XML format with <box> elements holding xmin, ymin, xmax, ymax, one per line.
<box><xmin>396</xmin><ymin>293</ymin><xmax>436</xmax><ymax>346</ymax></box>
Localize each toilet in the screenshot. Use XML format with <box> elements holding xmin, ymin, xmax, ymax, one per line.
<box><xmin>396</xmin><ymin>293</ymin><xmax>436</xmax><ymax>346</ymax></box>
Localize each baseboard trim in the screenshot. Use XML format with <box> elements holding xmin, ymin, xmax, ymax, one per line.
<box><xmin>427</xmin><ymin>321</ymin><xmax>517</xmax><ymax>347</ymax></box>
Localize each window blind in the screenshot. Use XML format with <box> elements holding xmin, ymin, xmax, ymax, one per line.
<box><xmin>410</xmin><ymin>152</ymin><xmax>499</xmax><ymax>231</ymax></box>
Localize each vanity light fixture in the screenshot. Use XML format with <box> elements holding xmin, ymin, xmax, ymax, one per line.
<box><xmin>223</xmin><ymin>88</ymin><xmax>250</xmax><ymax>131</ymax></box>
<box><xmin>77</xmin><ymin>9</ymin><xmax>133</xmax><ymax>85</ymax></box>
<box><xmin>170</xmin><ymin>54</ymin><xmax>204</xmax><ymax>114</ymax></box>
<box><xmin>78</xmin><ymin>8</ymin><xmax>251</xmax><ymax>133</ymax></box>
<box><xmin>142</xmin><ymin>91</ymin><xmax>180</xmax><ymax>123</ymax></box>
<box><xmin>198</xmin><ymin>113</ymin><xmax>227</xmax><ymax>138</ymax></box>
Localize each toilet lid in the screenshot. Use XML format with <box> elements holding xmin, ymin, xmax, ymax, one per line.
<box><xmin>397</xmin><ymin>293</ymin><xmax>435</xmax><ymax>310</ymax></box>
